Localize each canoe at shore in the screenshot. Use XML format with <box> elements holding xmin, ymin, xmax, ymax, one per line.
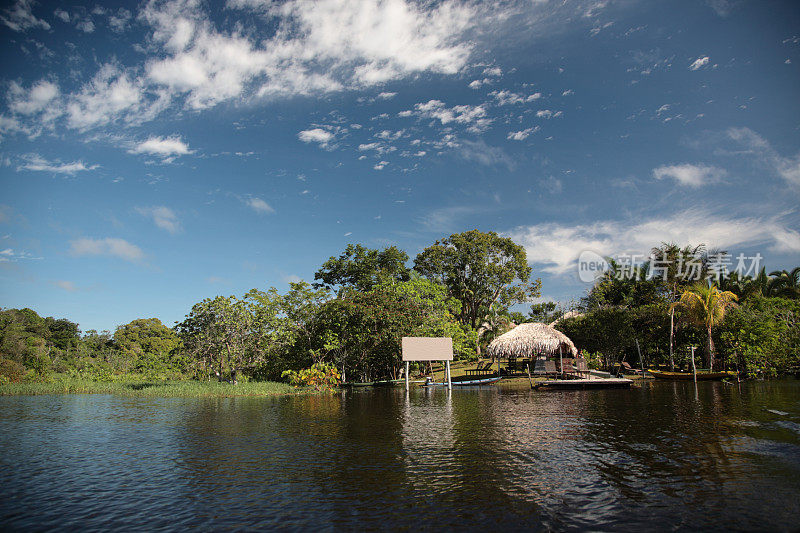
<box><xmin>535</xmin><ymin>378</ymin><xmax>633</xmax><ymax>390</ymax></box>
<box><xmin>421</xmin><ymin>375</ymin><xmax>502</xmax><ymax>387</ymax></box>
<box><xmin>648</xmin><ymin>370</ymin><xmax>738</xmax><ymax>381</ymax></box>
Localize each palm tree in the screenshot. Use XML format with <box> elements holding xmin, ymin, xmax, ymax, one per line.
<box><xmin>477</xmin><ymin>305</ymin><xmax>514</xmax><ymax>364</ymax></box>
<box><xmin>672</xmin><ymin>283</ymin><xmax>738</xmax><ymax>371</ymax></box>
<box><xmin>651</xmin><ymin>242</ymin><xmax>707</xmax><ymax>370</ymax></box>
<box><xmin>769</xmin><ymin>267</ymin><xmax>800</xmax><ymax>299</ymax></box>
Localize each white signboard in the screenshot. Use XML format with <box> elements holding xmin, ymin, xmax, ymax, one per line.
<box><xmin>402</xmin><ymin>337</ymin><xmax>453</xmax><ymax>361</ymax></box>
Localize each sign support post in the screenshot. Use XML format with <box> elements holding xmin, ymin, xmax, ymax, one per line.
<box><xmin>402</xmin><ymin>337</ymin><xmax>454</xmax><ymax>391</ymax></box>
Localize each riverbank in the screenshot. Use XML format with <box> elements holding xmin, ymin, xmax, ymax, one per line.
<box><xmin>0</xmin><ymin>376</ymin><xmax>306</xmax><ymax>397</ymax></box>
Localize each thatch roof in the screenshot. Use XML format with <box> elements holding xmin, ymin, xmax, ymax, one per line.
<box><xmin>487</xmin><ymin>322</ymin><xmax>578</xmax><ymax>358</ymax></box>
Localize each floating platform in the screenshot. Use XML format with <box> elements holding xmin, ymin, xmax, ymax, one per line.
<box><xmin>535</xmin><ymin>378</ymin><xmax>633</xmax><ymax>390</ymax></box>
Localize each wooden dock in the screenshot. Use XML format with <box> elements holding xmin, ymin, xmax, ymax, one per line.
<box><xmin>535</xmin><ymin>378</ymin><xmax>633</xmax><ymax>390</ymax></box>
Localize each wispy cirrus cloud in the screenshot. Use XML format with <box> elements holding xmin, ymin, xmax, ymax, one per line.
<box><xmin>722</xmin><ymin>127</ymin><xmax>800</xmax><ymax>187</ymax></box>
<box><xmin>17</xmin><ymin>154</ymin><xmax>98</xmax><ymax>175</ymax></box>
<box><xmin>245</xmin><ymin>197</ymin><xmax>275</xmax><ymax>214</ymax></box>
<box><xmin>399</xmin><ymin>99</ymin><xmax>492</xmax><ymax>133</ymax></box>
<box><xmin>69</xmin><ymin>237</ymin><xmax>144</xmax><ymax>262</ymax></box>
<box><xmin>0</xmin><ymin>247</ymin><xmax>42</xmax><ymax>262</ymax></box>
<box><xmin>1</xmin><ymin>0</ymin><xmax>50</xmax><ymax>32</ymax></box>
<box><xmin>135</xmin><ymin>206</ymin><xmax>182</xmax><ymax>234</ymax></box>
<box><xmin>507</xmin><ymin>208</ymin><xmax>800</xmax><ymax>275</ymax></box>
<box><xmin>653</xmin><ymin>163</ymin><xmax>726</xmax><ymax>187</ymax></box>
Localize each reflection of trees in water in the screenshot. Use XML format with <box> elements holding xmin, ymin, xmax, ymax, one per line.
<box><xmin>169</xmin><ymin>382</ymin><xmax>800</xmax><ymax>529</ymax></box>
<box><xmin>563</xmin><ymin>381</ymin><xmax>798</xmax><ymax>530</ymax></box>
<box><xmin>175</xmin><ymin>395</ymin><xmax>347</xmax><ymax>528</ymax></box>
<box><xmin>319</xmin><ymin>388</ymin><xmax>411</xmax><ymax>527</ymax></box>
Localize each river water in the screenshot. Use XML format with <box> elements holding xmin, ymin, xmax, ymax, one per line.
<box><xmin>1</xmin><ymin>380</ymin><xmax>799</xmax><ymax>531</ymax></box>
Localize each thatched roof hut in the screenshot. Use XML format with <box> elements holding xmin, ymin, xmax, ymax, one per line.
<box><xmin>487</xmin><ymin>322</ymin><xmax>578</xmax><ymax>358</ymax></box>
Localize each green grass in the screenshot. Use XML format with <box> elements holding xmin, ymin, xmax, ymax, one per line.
<box><xmin>0</xmin><ymin>376</ymin><xmax>308</xmax><ymax>397</ymax></box>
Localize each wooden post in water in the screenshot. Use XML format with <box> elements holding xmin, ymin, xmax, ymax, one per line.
<box><xmin>669</xmin><ymin>307</ymin><xmax>675</xmax><ymax>371</ymax></box>
<box><xmin>559</xmin><ymin>345</ymin><xmax>564</xmax><ymax>379</ymax></box>
<box><xmin>636</xmin><ymin>338</ymin><xmax>644</xmax><ymax>377</ymax></box>
<box><xmin>405</xmin><ymin>361</ymin><xmax>409</xmax><ymax>391</ymax></box>
<box><xmin>690</xmin><ymin>346</ymin><xmax>697</xmax><ymax>383</ymax></box>
<box><xmin>445</xmin><ymin>360</ymin><xmax>452</xmax><ymax>390</ymax></box>
<box><xmin>526</xmin><ymin>363</ymin><xmax>534</xmax><ymax>390</ymax></box>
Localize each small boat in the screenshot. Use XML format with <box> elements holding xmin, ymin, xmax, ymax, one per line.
<box><xmin>648</xmin><ymin>369</ymin><xmax>738</xmax><ymax>381</ymax></box>
<box><xmin>535</xmin><ymin>378</ymin><xmax>633</xmax><ymax>389</ymax></box>
<box><xmin>340</xmin><ymin>379</ymin><xmax>408</xmax><ymax>388</ymax></box>
<box><xmin>420</xmin><ymin>375</ymin><xmax>502</xmax><ymax>387</ymax></box>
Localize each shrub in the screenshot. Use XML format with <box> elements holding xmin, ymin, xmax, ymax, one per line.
<box><xmin>0</xmin><ymin>358</ymin><xmax>25</xmax><ymax>383</ymax></box>
<box><xmin>282</xmin><ymin>362</ymin><xmax>341</xmax><ymax>391</ymax></box>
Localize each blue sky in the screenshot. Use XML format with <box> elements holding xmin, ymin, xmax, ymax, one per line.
<box><xmin>1</xmin><ymin>0</ymin><xmax>799</xmax><ymax>332</ymax></box>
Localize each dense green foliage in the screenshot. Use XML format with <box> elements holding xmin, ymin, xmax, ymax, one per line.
<box><xmin>2</xmin><ymin>234</ymin><xmax>797</xmax><ymax>387</ymax></box>
<box><xmin>561</xmin><ymin>242</ymin><xmax>799</xmax><ymax>376</ymax></box>
<box><xmin>414</xmin><ymin>230</ymin><xmax>541</xmax><ymax>328</ymax></box>
<box><xmin>313</xmin><ymin>244</ymin><xmax>411</xmax><ymax>292</ymax></box>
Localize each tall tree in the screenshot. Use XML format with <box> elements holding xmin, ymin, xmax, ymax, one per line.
<box><xmin>414</xmin><ymin>230</ymin><xmax>541</xmax><ymax>329</ymax></box>
<box><xmin>650</xmin><ymin>242</ymin><xmax>706</xmax><ymax>370</ymax></box>
<box><xmin>313</xmin><ymin>244</ymin><xmax>411</xmax><ymax>293</ymax></box>
<box><xmin>176</xmin><ymin>295</ymin><xmax>254</xmax><ymax>382</ymax></box>
<box><xmin>114</xmin><ymin>318</ymin><xmax>183</xmax><ymax>375</ymax></box>
<box><xmin>672</xmin><ymin>283</ymin><xmax>738</xmax><ymax>370</ymax></box>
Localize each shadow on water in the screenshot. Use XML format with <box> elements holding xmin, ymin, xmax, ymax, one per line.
<box><xmin>0</xmin><ymin>381</ymin><xmax>799</xmax><ymax>530</ymax></box>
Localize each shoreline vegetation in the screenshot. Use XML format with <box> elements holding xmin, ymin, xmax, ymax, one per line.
<box><xmin>2</xmin><ymin>232</ymin><xmax>798</xmax><ymax>394</ymax></box>
<box><xmin>0</xmin><ymin>375</ymin><xmax>303</xmax><ymax>397</ymax></box>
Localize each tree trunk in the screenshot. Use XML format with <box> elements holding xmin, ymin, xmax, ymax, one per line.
<box><xmin>707</xmin><ymin>325</ymin><xmax>715</xmax><ymax>371</ymax></box>
<box><xmin>669</xmin><ymin>307</ymin><xmax>675</xmax><ymax>371</ymax></box>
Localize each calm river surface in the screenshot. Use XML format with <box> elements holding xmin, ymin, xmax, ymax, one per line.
<box><xmin>1</xmin><ymin>380</ymin><xmax>799</xmax><ymax>531</ymax></box>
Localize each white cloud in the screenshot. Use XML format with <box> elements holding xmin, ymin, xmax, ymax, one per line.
<box><xmin>135</xmin><ymin>206</ymin><xmax>182</xmax><ymax>234</ymax></box>
<box><xmin>377</xmin><ymin>92</ymin><xmax>397</xmax><ymax>99</ymax></box>
<box><xmin>7</xmin><ymin>80</ymin><xmax>59</xmax><ymax>115</ymax></box>
<box><xmin>491</xmin><ymin>90</ymin><xmax>541</xmax><ymax>105</ymax></box>
<box><xmin>69</xmin><ymin>237</ymin><xmax>144</xmax><ymax>262</ymax></box>
<box><xmin>129</xmin><ymin>135</ymin><xmax>192</xmax><ymax>157</ymax></box>
<box><xmin>373</xmin><ymin>161</ymin><xmax>389</xmax><ymax>170</ymax></box>
<box><xmin>53</xmin><ymin>8</ymin><xmax>69</xmax><ymax>22</ymax></box>
<box><xmin>0</xmin><ymin>247</ymin><xmax>42</xmax><ymax>262</ymax></box>
<box><xmin>468</xmin><ymin>78</ymin><xmax>491</xmax><ymax>89</ymax></box>
<box><xmin>457</xmin><ymin>139</ymin><xmax>514</xmax><ymax>169</ymax></box>
<box><xmin>652</xmin><ymin>163</ymin><xmax>726</xmax><ymax>187</ymax></box>
<box><xmin>107</xmin><ymin>8</ymin><xmax>132</xmax><ymax>32</ymax></box>
<box><xmin>76</xmin><ymin>18</ymin><xmax>95</xmax><ymax>33</ymax></box>
<box><xmin>140</xmin><ymin>0</ymin><xmax>478</xmax><ymax>108</ymax></box>
<box><xmin>725</xmin><ymin>127</ymin><xmax>800</xmax><ymax>187</ymax></box>
<box><xmin>689</xmin><ymin>56</ymin><xmax>710</xmax><ymax>70</ymax></box>
<box><xmin>540</xmin><ymin>176</ymin><xmax>562</xmax><ymax>194</ymax></box>
<box><xmin>66</xmin><ymin>64</ymin><xmax>145</xmax><ymax>130</ymax></box>
<box><xmin>506</xmin><ymin>208</ymin><xmax>800</xmax><ymax>275</ymax></box>
<box><xmin>402</xmin><ymin>99</ymin><xmax>492</xmax><ymax>132</ymax></box>
<box><xmin>536</xmin><ymin>109</ymin><xmax>562</xmax><ymax>119</ymax></box>
<box><xmin>1</xmin><ymin>0</ymin><xmax>50</xmax><ymax>32</ymax></box>
<box><xmin>246</xmin><ymin>197</ymin><xmax>275</xmax><ymax>214</ymax></box>
<box><xmin>17</xmin><ymin>154</ymin><xmax>98</xmax><ymax>175</ymax></box>
<box><xmin>507</xmin><ymin>127</ymin><xmax>539</xmax><ymax>141</ymax></box>
<box><xmin>55</xmin><ymin>280</ymin><xmax>77</xmax><ymax>292</ymax></box>
<box><xmin>421</xmin><ymin>204</ymin><xmax>487</xmax><ymax>232</ymax></box>
<box><xmin>298</xmin><ymin>127</ymin><xmax>335</xmax><ymax>148</ymax></box>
